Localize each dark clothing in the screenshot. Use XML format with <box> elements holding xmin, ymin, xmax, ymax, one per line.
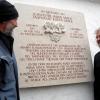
<box><xmin>0</xmin><ymin>32</ymin><xmax>20</xmax><ymax>100</ymax></box>
<box><xmin>94</xmin><ymin>51</ymin><xmax>100</xmax><ymax>100</ymax></box>
<box><xmin>0</xmin><ymin>0</ymin><xmax>19</xmax><ymax>23</ymax></box>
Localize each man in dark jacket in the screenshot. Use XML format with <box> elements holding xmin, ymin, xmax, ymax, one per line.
<box><xmin>94</xmin><ymin>28</ymin><xmax>100</xmax><ymax>100</ymax></box>
<box><xmin>0</xmin><ymin>0</ymin><xmax>20</xmax><ymax>100</ymax></box>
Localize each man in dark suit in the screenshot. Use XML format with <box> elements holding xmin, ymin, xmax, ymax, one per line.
<box><xmin>94</xmin><ymin>28</ymin><xmax>100</xmax><ymax>100</ymax></box>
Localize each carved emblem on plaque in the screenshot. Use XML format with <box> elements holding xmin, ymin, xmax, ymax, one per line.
<box><xmin>43</xmin><ymin>22</ymin><xmax>65</xmax><ymax>43</ymax></box>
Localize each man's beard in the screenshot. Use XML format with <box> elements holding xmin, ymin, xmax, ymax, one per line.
<box><xmin>3</xmin><ymin>23</ymin><xmax>15</xmax><ymax>36</ymax></box>
<box><xmin>98</xmin><ymin>43</ymin><xmax>100</xmax><ymax>47</ymax></box>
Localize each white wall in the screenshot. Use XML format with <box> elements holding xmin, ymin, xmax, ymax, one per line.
<box><xmin>7</xmin><ymin>0</ymin><xmax>100</xmax><ymax>100</ymax></box>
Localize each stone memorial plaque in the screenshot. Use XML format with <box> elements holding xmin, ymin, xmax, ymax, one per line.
<box><xmin>14</xmin><ymin>4</ymin><xmax>93</xmax><ymax>88</ymax></box>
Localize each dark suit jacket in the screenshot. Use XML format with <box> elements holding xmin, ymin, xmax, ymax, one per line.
<box><xmin>94</xmin><ymin>51</ymin><xmax>100</xmax><ymax>100</ymax></box>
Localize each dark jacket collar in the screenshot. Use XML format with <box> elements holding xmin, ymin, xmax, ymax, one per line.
<box><xmin>0</xmin><ymin>32</ymin><xmax>14</xmax><ymax>56</ymax></box>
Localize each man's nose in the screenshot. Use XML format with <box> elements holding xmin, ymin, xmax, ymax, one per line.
<box><xmin>14</xmin><ymin>21</ymin><xmax>18</xmax><ymax>27</ymax></box>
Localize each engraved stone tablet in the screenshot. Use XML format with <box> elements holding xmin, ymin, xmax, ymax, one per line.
<box><xmin>14</xmin><ymin>4</ymin><xmax>93</xmax><ymax>88</ymax></box>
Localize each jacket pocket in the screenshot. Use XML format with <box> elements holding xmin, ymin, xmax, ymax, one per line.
<box><xmin>0</xmin><ymin>56</ymin><xmax>15</xmax><ymax>83</ymax></box>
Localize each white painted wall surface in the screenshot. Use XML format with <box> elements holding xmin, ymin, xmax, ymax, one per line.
<box><xmin>7</xmin><ymin>0</ymin><xmax>100</xmax><ymax>100</ymax></box>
